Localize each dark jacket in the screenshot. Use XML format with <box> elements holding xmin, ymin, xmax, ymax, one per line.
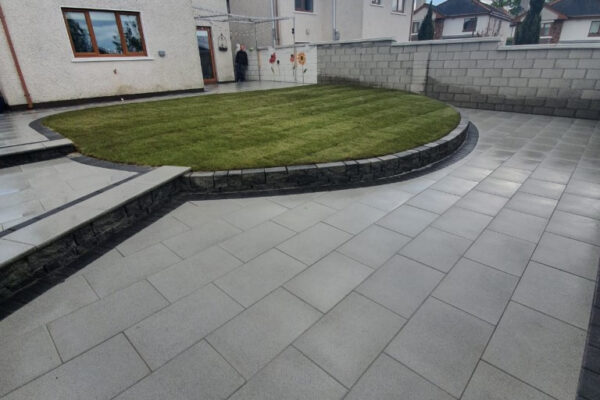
<box><xmin>235</xmin><ymin>50</ymin><xmax>248</xmax><ymax>66</ymax></box>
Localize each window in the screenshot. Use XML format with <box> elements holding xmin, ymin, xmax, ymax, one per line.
<box><xmin>463</xmin><ymin>17</ymin><xmax>477</xmax><ymax>32</ymax></box>
<box><xmin>540</xmin><ymin>22</ymin><xmax>552</xmax><ymax>37</ymax></box>
<box><xmin>412</xmin><ymin>21</ymin><xmax>420</xmax><ymax>34</ymax></box>
<box><xmin>295</xmin><ymin>0</ymin><xmax>313</xmax><ymax>12</ymax></box>
<box><xmin>371</xmin><ymin>0</ymin><xmax>382</xmax><ymax>4</ymax></box>
<box><xmin>392</xmin><ymin>0</ymin><xmax>405</xmax><ymax>13</ymax></box>
<box><xmin>62</xmin><ymin>8</ymin><xmax>146</xmax><ymax>57</ymax></box>
<box><xmin>590</xmin><ymin>21</ymin><xmax>600</xmax><ymax>36</ymax></box>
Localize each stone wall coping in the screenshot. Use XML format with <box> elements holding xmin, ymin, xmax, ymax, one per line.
<box><xmin>498</xmin><ymin>43</ymin><xmax>600</xmax><ymax>50</ymax></box>
<box><xmin>185</xmin><ymin>111</ymin><xmax>469</xmax><ymax>194</ymax></box>
<box><xmin>0</xmin><ymin>139</ymin><xmax>75</xmax><ymax>167</ymax></box>
<box><xmin>314</xmin><ymin>37</ymin><xmax>396</xmax><ymax>46</ymax></box>
<box><xmin>392</xmin><ymin>37</ymin><xmax>502</xmax><ymax>47</ymax></box>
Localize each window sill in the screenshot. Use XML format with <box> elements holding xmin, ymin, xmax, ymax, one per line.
<box><xmin>370</xmin><ymin>4</ymin><xmax>384</xmax><ymax>7</ymax></box>
<box><xmin>71</xmin><ymin>56</ymin><xmax>154</xmax><ymax>63</ymax></box>
<box><xmin>391</xmin><ymin>11</ymin><xmax>407</xmax><ymax>15</ymax></box>
<box><xmin>294</xmin><ymin>10</ymin><xmax>315</xmax><ymax>15</ymax></box>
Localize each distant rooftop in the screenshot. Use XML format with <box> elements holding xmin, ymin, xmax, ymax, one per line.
<box><xmin>549</xmin><ymin>0</ymin><xmax>600</xmax><ymax>17</ymax></box>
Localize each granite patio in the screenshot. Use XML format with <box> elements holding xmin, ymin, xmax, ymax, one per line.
<box><xmin>0</xmin><ymin>107</ymin><xmax>599</xmax><ymax>400</ymax></box>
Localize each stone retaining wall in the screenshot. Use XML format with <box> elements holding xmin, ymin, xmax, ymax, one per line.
<box><xmin>317</xmin><ymin>38</ymin><xmax>600</xmax><ymax>119</ymax></box>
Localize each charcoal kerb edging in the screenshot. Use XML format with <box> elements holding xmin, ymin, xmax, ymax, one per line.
<box><xmin>184</xmin><ymin>112</ymin><xmax>469</xmax><ymax>194</ymax></box>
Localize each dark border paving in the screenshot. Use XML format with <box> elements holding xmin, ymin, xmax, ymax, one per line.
<box><xmin>578</xmin><ymin>260</ymin><xmax>600</xmax><ymax>400</ymax></box>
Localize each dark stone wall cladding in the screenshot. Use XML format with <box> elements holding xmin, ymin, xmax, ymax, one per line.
<box><xmin>0</xmin><ymin>144</ymin><xmax>75</xmax><ymax>168</ymax></box>
<box><xmin>184</xmin><ymin>117</ymin><xmax>469</xmax><ymax>194</ymax></box>
<box><xmin>0</xmin><ymin>180</ymin><xmax>179</xmax><ymax>301</ymax></box>
<box><xmin>317</xmin><ymin>39</ymin><xmax>600</xmax><ymax>120</ymax></box>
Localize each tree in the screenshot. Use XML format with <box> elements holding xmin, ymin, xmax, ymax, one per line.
<box><xmin>514</xmin><ymin>0</ymin><xmax>545</xmax><ymax>44</ymax></box>
<box><xmin>418</xmin><ymin>2</ymin><xmax>434</xmax><ymax>41</ymax></box>
<box><xmin>491</xmin><ymin>0</ymin><xmax>523</xmax><ymax>16</ymax></box>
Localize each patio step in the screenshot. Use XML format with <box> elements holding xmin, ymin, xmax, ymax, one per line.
<box><xmin>0</xmin><ymin>139</ymin><xmax>75</xmax><ymax>168</ymax></box>
<box><xmin>0</xmin><ymin>166</ymin><xmax>189</xmax><ymax>301</ymax></box>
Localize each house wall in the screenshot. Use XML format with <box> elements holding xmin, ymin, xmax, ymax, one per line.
<box><xmin>191</xmin><ymin>0</ymin><xmax>235</xmax><ymax>82</ymax></box>
<box><xmin>277</xmin><ymin>0</ymin><xmax>332</xmax><ymax>45</ymax></box>
<box><xmin>0</xmin><ymin>0</ymin><xmax>205</xmax><ymax>107</ymax></box>
<box><xmin>442</xmin><ymin>15</ymin><xmax>490</xmax><ymax>38</ymax></box>
<box><xmin>560</xmin><ymin>19</ymin><xmax>600</xmax><ymax>42</ymax></box>
<box><xmin>361</xmin><ymin>0</ymin><xmax>411</xmax><ymax>42</ymax></box>
<box><xmin>317</xmin><ymin>37</ymin><xmax>600</xmax><ymax>119</ymax></box>
<box><xmin>334</xmin><ymin>0</ymin><xmax>363</xmax><ymax>41</ymax></box>
<box><xmin>246</xmin><ymin>44</ymin><xmax>317</xmax><ymax>83</ymax></box>
<box><xmin>228</xmin><ymin>0</ymin><xmax>273</xmax><ymax>48</ymax></box>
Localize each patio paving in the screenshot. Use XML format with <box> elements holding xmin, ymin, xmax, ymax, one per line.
<box><xmin>0</xmin><ymin>108</ymin><xmax>599</xmax><ymax>399</ymax></box>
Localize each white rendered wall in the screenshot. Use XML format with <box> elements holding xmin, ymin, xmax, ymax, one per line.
<box><xmin>361</xmin><ymin>0</ymin><xmax>411</xmax><ymax>42</ymax></box>
<box><xmin>334</xmin><ymin>0</ymin><xmax>363</xmax><ymax>42</ymax></box>
<box><xmin>277</xmin><ymin>0</ymin><xmax>332</xmax><ymax>45</ymax></box>
<box><xmin>192</xmin><ymin>0</ymin><xmax>235</xmax><ymax>82</ymax></box>
<box><xmin>442</xmin><ymin>16</ymin><xmax>489</xmax><ymax>38</ymax></box>
<box><xmin>246</xmin><ymin>44</ymin><xmax>317</xmax><ymax>83</ymax></box>
<box><xmin>0</xmin><ymin>0</ymin><xmax>204</xmax><ymax>107</ymax></box>
<box><xmin>560</xmin><ymin>19</ymin><xmax>600</xmax><ymax>42</ymax></box>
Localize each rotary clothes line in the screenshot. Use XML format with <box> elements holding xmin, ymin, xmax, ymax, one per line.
<box><xmin>193</xmin><ymin>6</ymin><xmax>297</xmax><ymax>82</ymax></box>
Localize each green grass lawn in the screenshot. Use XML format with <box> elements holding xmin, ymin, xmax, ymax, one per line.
<box><xmin>44</xmin><ymin>85</ymin><xmax>460</xmax><ymax>171</ymax></box>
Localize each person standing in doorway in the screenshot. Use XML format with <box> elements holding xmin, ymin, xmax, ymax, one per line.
<box><xmin>235</xmin><ymin>45</ymin><xmax>248</xmax><ymax>82</ymax></box>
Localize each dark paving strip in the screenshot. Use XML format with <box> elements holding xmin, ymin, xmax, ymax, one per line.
<box><xmin>0</xmin><ymin>126</ymin><xmax>478</xmax><ymax>319</ymax></box>
<box><xmin>578</xmin><ymin>260</ymin><xmax>600</xmax><ymax>400</ymax></box>
<box><xmin>28</xmin><ymin>118</ymin><xmax>64</xmax><ymax>140</ymax></box>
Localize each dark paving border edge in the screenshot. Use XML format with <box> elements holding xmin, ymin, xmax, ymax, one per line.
<box><xmin>578</xmin><ymin>260</ymin><xmax>600</xmax><ymax>400</ymax></box>
<box><xmin>0</xmin><ymin>122</ymin><xmax>477</xmax><ymax>318</ymax></box>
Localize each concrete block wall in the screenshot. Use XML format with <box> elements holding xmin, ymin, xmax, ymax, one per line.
<box><xmin>317</xmin><ymin>38</ymin><xmax>600</xmax><ymax>119</ymax></box>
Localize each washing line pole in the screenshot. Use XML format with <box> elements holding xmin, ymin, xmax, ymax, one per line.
<box><xmin>255</xmin><ymin>22</ymin><xmax>261</xmax><ymax>82</ymax></box>
<box><xmin>293</xmin><ymin>16</ymin><xmax>297</xmax><ymax>82</ymax></box>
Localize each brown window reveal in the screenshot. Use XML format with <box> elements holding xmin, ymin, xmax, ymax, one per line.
<box><xmin>62</xmin><ymin>8</ymin><xmax>147</xmax><ymax>57</ymax></box>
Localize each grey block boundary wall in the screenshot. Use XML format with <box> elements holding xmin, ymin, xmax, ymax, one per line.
<box><xmin>183</xmin><ymin>114</ymin><xmax>469</xmax><ymax>194</ymax></box>
<box><xmin>317</xmin><ymin>37</ymin><xmax>600</xmax><ymax>120</ymax></box>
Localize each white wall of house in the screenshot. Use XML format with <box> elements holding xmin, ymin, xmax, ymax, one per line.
<box><xmin>334</xmin><ymin>0</ymin><xmax>363</xmax><ymax>41</ymax></box>
<box><xmin>560</xmin><ymin>19</ymin><xmax>600</xmax><ymax>42</ymax></box>
<box><xmin>443</xmin><ymin>15</ymin><xmax>490</xmax><ymax>37</ymax></box>
<box><xmin>361</xmin><ymin>0</ymin><xmax>411</xmax><ymax>41</ymax></box>
<box><xmin>0</xmin><ymin>0</ymin><xmax>205</xmax><ymax>107</ymax></box>
<box><xmin>192</xmin><ymin>0</ymin><xmax>235</xmax><ymax>82</ymax></box>
<box><xmin>277</xmin><ymin>0</ymin><xmax>333</xmax><ymax>45</ymax></box>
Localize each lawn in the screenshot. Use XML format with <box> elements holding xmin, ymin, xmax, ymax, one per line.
<box><xmin>44</xmin><ymin>85</ymin><xmax>460</xmax><ymax>171</ymax></box>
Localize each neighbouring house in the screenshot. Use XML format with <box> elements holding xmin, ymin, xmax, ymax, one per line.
<box><xmin>228</xmin><ymin>0</ymin><xmax>413</xmax><ymax>47</ymax></box>
<box><xmin>0</xmin><ymin>0</ymin><xmax>234</xmax><ymax>109</ymax></box>
<box><xmin>514</xmin><ymin>0</ymin><xmax>600</xmax><ymax>43</ymax></box>
<box><xmin>411</xmin><ymin>0</ymin><xmax>513</xmax><ymax>41</ymax></box>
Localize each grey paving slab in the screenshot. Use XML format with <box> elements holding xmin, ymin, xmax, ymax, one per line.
<box><xmin>531</xmin><ymin>167</ymin><xmax>573</xmax><ymax>184</ymax></box>
<box><xmin>314</xmin><ymin>187</ymin><xmax>370</xmax><ymax>210</ymax></box>
<box><xmin>215</xmin><ymin>249</ymin><xmax>307</xmax><ymax>307</ymax></box>
<box><xmin>393</xmin><ymin>177</ymin><xmax>437</xmax><ymax>194</ymax></box>
<box><xmin>170</xmin><ymin>199</ymin><xmax>242</xmax><ymax>228</ymax></box>
<box><xmin>284</xmin><ymin>252</ymin><xmax>372</xmax><ymax>313</ymax></box>
<box><xmin>229</xmin><ymin>347</ymin><xmax>346</xmax><ymax>400</ymax></box>
<box><xmin>462</xmin><ymin>362</ymin><xmax>554</xmax><ymax>400</ymax></box>
<box><xmin>162</xmin><ymin>219</ymin><xmax>241</xmax><ymax>258</ymax></box>
<box><xmin>376</xmin><ymin>205</ymin><xmax>439</xmax><ymax>237</ymax></box>
<box><xmin>356</xmin><ymin>255</ymin><xmax>444</xmax><ymax>318</ymax></box>
<box><xmin>547</xmin><ymin>210</ymin><xmax>600</xmax><ymax>246</ymax></box>
<box><xmin>207</xmin><ymin>289</ymin><xmax>321</xmax><ymax>379</ymax></box>
<box><xmin>272</xmin><ymin>201</ymin><xmax>337</xmax><ymax>232</ymax></box>
<box><xmin>84</xmin><ymin>244</ymin><xmax>180</xmax><ymax>298</ymax></box>
<box><xmin>47</xmin><ymin>281</ymin><xmax>168</xmax><ymax>361</ymax></box>
<box><xmin>513</xmin><ymin>262</ymin><xmax>595</xmax><ymax>329</ymax></box>
<box><xmin>475</xmin><ymin>177</ymin><xmax>522</xmax><ymax>198</ymax></box>
<box><xmin>432</xmin><ymin>207</ymin><xmax>493</xmax><ymax>240</ymax></box>
<box><xmin>450</xmin><ymin>165</ymin><xmax>493</xmax><ymax>182</ymax></box>
<box><xmin>277</xmin><ymin>223</ymin><xmax>352</xmax><ymax>266</ymax></box>
<box><xmin>557</xmin><ymin>193</ymin><xmax>600</xmax><ymax>220</ymax></box>
<box><xmin>532</xmin><ymin>232</ymin><xmax>600</xmax><ymax>280</ymax></box>
<box><xmin>465</xmin><ymin>230</ymin><xmax>536</xmax><ymax>276</ymax></box>
<box><xmin>433</xmin><ymin>258</ymin><xmax>518</xmax><ymax>324</ymax></box>
<box><xmin>345</xmin><ymin>353</ymin><xmax>453</xmax><ymax>400</ymax></box>
<box><xmin>406</xmin><ymin>189</ymin><xmax>461</xmax><ymax>214</ymax></box>
<box><xmin>115</xmin><ymin>340</ymin><xmax>244</xmax><ymax>400</ymax></box>
<box><xmin>324</xmin><ymin>203</ymin><xmax>386</xmax><ymax>235</ymax></box>
<box><xmin>269</xmin><ymin>192</ymin><xmax>322</xmax><ymax>209</ymax></box>
<box><xmin>455</xmin><ymin>190</ymin><xmax>508</xmax><ymax>216</ymax></box>
<box><xmin>125</xmin><ymin>284</ymin><xmax>243</xmax><ymax>370</ymax></box>
<box><xmin>148</xmin><ymin>245</ymin><xmax>242</xmax><ymax>302</ymax></box>
<box><xmin>505</xmin><ymin>192</ymin><xmax>558</xmax><ymax>218</ymax></box>
<box><xmin>337</xmin><ymin>225</ymin><xmax>411</xmax><ymax>268</ymax></box>
<box><xmin>116</xmin><ymin>216</ymin><xmax>190</xmax><ymax>256</ymax></box>
<box><xmin>1</xmin><ymin>334</ymin><xmax>148</xmax><ymax>400</ymax></box>
<box><xmin>489</xmin><ymin>208</ymin><xmax>547</xmax><ymax>243</ymax></box>
<box><xmin>489</xmin><ymin>166</ymin><xmax>531</xmax><ymax>183</ymax></box>
<box><xmin>386</xmin><ymin>297</ymin><xmax>493</xmax><ymax>398</ymax></box>
<box><xmin>431</xmin><ymin>176</ymin><xmax>479</xmax><ymax>196</ymax></box>
<box><xmin>483</xmin><ymin>302</ymin><xmax>586</xmax><ymax>400</ymax></box>
<box><xmin>0</xmin><ymin>276</ymin><xmax>97</xmax><ymax>339</ymax></box>
<box><xmin>566</xmin><ymin>179</ymin><xmax>600</xmax><ymax>199</ymax></box>
<box><xmin>295</xmin><ymin>292</ymin><xmax>405</xmax><ymax>388</ymax></box>
<box><xmin>0</xmin><ymin>326</ymin><xmax>61</xmax><ymax>397</ymax></box>
<box><xmin>400</xmin><ymin>227</ymin><xmax>472</xmax><ymax>273</ymax></box>
<box><xmin>222</xmin><ymin>200</ymin><xmax>288</xmax><ymax>230</ymax></box>
<box><xmin>519</xmin><ymin>178</ymin><xmax>566</xmax><ymax>200</ymax></box>
<box><xmin>219</xmin><ymin>221</ymin><xmax>295</xmax><ymax>262</ymax></box>
<box><xmin>357</xmin><ymin>186</ymin><xmax>413</xmax><ymax>212</ymax></box>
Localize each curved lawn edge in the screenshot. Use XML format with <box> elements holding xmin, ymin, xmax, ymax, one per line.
<box><xmin>182</xmin><ymin>110</ymin><xmax>470</xmax><ymax>194</ymax></box>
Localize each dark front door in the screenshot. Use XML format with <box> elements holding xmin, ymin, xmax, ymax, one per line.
<box><xmin>197</xmin><ymin>27</ymin><xmax>217</xmax><ymax>84</ymax></box>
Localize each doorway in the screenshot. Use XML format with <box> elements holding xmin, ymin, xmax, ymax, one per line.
<box><xmin>197</xmin><ymin>27</ymin><xmax>217</xmax><ymax>84</ymax></box>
